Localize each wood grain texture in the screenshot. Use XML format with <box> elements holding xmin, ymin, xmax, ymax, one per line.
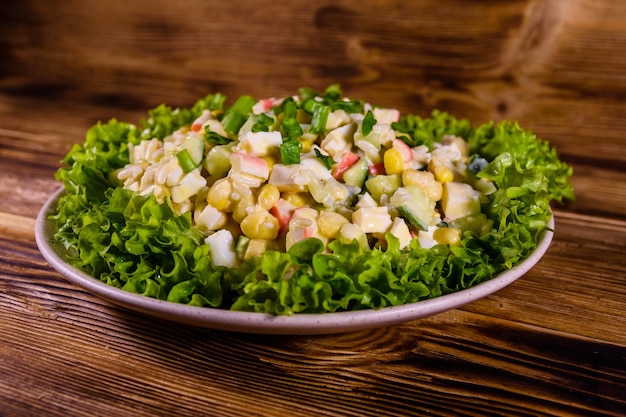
<box><xmin>1</xmin><ymin>0</ymin><xmax>626</xmax><ymax>416</ymax></box>
<box><xmin>2</xmin><ymin>235</ymin><xmax>625</xmax><ymax>417</ymax></box>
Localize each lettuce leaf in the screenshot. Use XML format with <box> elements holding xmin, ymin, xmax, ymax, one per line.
<box><xmin>52</xmin><ymin>94</ymin><xmax>574</xmax><ymax>315</ymax></box>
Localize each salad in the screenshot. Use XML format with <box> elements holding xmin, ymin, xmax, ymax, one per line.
<box><xmin>52</xmin><ymin>85</ymin><xmax>574</xmax><ymax>314</ymax></box>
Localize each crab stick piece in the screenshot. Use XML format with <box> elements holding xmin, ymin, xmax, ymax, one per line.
<box><xmin>229</xmin><ymin>152</ymin><xmax>270</xmax><ymax>180</ymax></box>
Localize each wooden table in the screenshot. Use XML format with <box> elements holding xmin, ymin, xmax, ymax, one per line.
<box><xmin>1</xmin><ymin>1</ymin><xmax>625</xmax><ymax>416</ymax></box>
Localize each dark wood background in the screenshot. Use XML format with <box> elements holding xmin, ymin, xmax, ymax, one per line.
<box><xmin>1</xmin><ymin>1</ymin><xmax>625</xmax><ymax>416</ymax></box>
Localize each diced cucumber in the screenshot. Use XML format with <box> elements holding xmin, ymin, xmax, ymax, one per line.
<box><xmin>365</xmin><ymin>174</ymin><xmax>401</xmax><ymax>202</ymax></box>
<box><xmin>205</xmin><ymin>143</ymin><xmax>235</xmax><ymax>177</ymax></box>
<box><xmin>390</xmin><ymin>185</ymin><xmax>436</xmax><ymax>231</ymax></box>
<box><xmin>342</xmin><ymin>158</ymin><xmax>369</xmax><ymax>188</ymax></box>
<box><xmin>235</xmin><ymin>235</ymin><xmax>251</xmax><ymax>259</ymax></box>
<box><xmin>308</xmin><ymin>178</ymin><xmax>331</xmax><ymax>206</ymax></box>
<box><xmin>177</xmin><ymin>134</ymin><xmax>206</xmax><ymax>172</ymax></box>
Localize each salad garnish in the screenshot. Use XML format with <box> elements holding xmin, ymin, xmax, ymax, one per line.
<box><xmin>52</xmin><ymin>85</ymin><xmax>574</xmax><ymax>314</ymax></box>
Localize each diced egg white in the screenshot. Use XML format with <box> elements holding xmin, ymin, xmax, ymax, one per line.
<box><xmin>370</xmin><ymin>123</ymin><xmax>396</xmax><ymax>148</ymax></box>
<box><xmin>352</xmin><ymin>207</ymin><xmax>392</xmax><ymax>234</ymax></box>
<box><xmin>299</xmin><ymin>156</ymin><xmax>333</xmax><ymax>180</ymax></box>
<box><xmin>355</xmin><ymin>139</ymin><xmax>381</xmax><ymax>164</ymax></box>
<box><xmin>417</xmin><ymin>226</ymin><xmax>439</xmax><ymax>249</ymax></box>
<box><xmin>237</xmin><ymin>131</ymin><xmax>282</xmax><ymax>157</ymax></box>
<box><xmin>205</xmin><ymin>229</ymin><xmax>237</xmax><ymax>268</ymax></box>
<box><xmin>356</xmin><ymin>192</ymin><xmax>378</xmax><ymax>208</ymax></box>
<box><xmin>372</xmin><ymin>108</ymin><xmax>400</xmax><ymax>124</ymax></box>
<box><xmin>441</xmin><ymin>182</ymin><xmax>482</xmax><ymax>221</ymax></box>
<box><xmin>196</xmin><ymin>204</ymin><xmax>228</xmax><ymax>231</ymax></box>
<box><xmin>325</xmin><ymin>109</ymin><xmax>352</xmax><ymax>131</ymax></box>
<box><xmin>205</xmin><ymin>119</ymin><xmax>228</xmax><ymax>137</ymax></box>
<box><xmin>320</xmin><ymin>123</ymin><xmax>356</xmax><ymax>160</ymax></box>
<box><xmin>268</xmin><ymin>164</ymin><xmax>307</xmax><ymax>192</ymax></box>
<box><xmin>411</xmin><ymin>145</ymin><xmax>431</xmax><ymax>168</ymax></box>
<box><xmin>389</xmin><ymin>217</ymin><xmax>412</xmax><ymax>249</ymax></box>
<box><xmin>171</xmin><ymin>169</ymin><xmax>207</xmax><ymax>203</ymax></box>
<box><xmin>431</xmin><ymin>144</ymin><xmax>462</xmax><ymax>163</ymax></box>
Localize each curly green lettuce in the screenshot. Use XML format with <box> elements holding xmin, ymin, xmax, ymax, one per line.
<box><xmin>52</xmin><ymin>89</ymin><xmax>574</xmax><ymax>314</ymax></box>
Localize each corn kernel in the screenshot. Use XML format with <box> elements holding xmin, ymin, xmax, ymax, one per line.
<box><xmin>433</xmin><ymin>227</ymin><xmax>462</xmax><ymax>246</ymax></box>
<box><xmin>428</xmin><ymin>158</ymin><xmax>454</xmax><ymax>183</ymax></box>
<box><xmin>299</xmin><ymin>135</ymin><xmax>316</xmax><ymax>153</ymax></box>
<box><xmin>244</xmin><ymin>238</ymin><xmax>269</xmax><ymax>259</ymax></box>
<box><xmin>262</xmin><ymin>155</ymin><xmax>277</xmax><ymax>171</ymax></box>
<box><xmin>256</xmin><ymin>183</ymin><xmax>280</xmax><ymax>211</ymax></box>
<box><xmin>403</xmin><ymin>169</ymin><xmax>429</xmax><ymax>186</ymax></box>
<box><xmin>232</xmin><ymin>193</ymin><xmax>256</xmax><ymax>223</ymax></box>
<box><xmin>318</xmin><ymin>211</ymin><xmax>350</xmax><ymax>239</ymax></box>
<box><xmin>383</xmin><ymin>148</ymin><xmax>405</xmax><ymax>175</ymax></box>
<box><xmin>283</xmin><ymin>192</ymin><xmax>315</xmax><ymax>207</ymax></box>
<box><xmin>240</xmin><ymin>210</ymin><xmax>280</xmax><ymax>240</ymax></box>
<box><xmin>207</xmin><ymin>178</ymin><xmax>234</xmax><ymax>211</ymax></box>
<box><xmin>222</xmin><ymin>216</ymin><xmax>243</xmax><ymax>240</ymax></box>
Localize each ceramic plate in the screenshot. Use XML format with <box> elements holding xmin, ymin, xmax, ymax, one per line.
<box><xmin>35</xmin><ymin>188</ymin><xmax>554</xmax><ymax>335</ymax></box>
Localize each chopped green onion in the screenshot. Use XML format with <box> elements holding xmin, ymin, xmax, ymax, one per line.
<box><xmin>314</xmin><ymin>148</ymin><xmax>335</xmax><ymax>169</ymax></box>
<box><xmin>282</xmin><ymin>99</ymin><xmax>303</xmax><ymax>140</ymax></box>
<box><xmin>176</xmin><ymin>149</ymin><xmax>198</xmax><ymax>172</ymax></box>
<box><xmin>310</xmin><ymin>105</ymin><xmax>330</xmax><ymax>135</ymax></box>
<box><xmin>280</xmin><ymin>140</ymin><xmax>301</xmax><ymax>165</ymax></box>
<box><xmin>221</xmin><ymin>95</ymin><xmax>256</xmax><ymax>135</ymax></box>
<box><xmin>205</xmin><ymin>92</ymin><xmax>227</xmax><ymax>111</ymax></box>
<box><xmin>222</xmin><ymin>111</ymin><xmax>248</xmax><ymax>135</ymax></box>
<box><xmin>204</xmin><ymin>127</ymin><xmax>232</xmax><ymax>145</ymax></box>
<box><xmin>298</xmin><ymin>86</ymin><xmax>318</xmax><ymax>102</ymax></box>
<box><xmin>301</xmin><ymin>97</ymin><xmax>324</xmax><ymax>115</ymax></box>
<box><xmin>228</xmin><ymin>95</ymin><xmax>256</xmax><ymax>115</ymax></box>
<box><xmin>323</xmin><ymin>84</ymin><xmax>342</xmax><ymax>100</ymax></box>
<box><xmin>330</xmin><ymin>99</ymin><xmax>363</xmax><ymax>114</ymax></box>
<box><xmin>362</xmin><ymin>110</ymin><xmax>377</xmax><ymax>136</ymax></box>
<box><xmin>251</xmin><ymin>113</ymin><xmax>275</xmax><ymax>133</ymax></box>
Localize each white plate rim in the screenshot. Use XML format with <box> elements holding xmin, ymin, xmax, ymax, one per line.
<box><xmin>35</xmin><ymin>187</ymin><xmax>554</xmax><ymax>335</ymax></box>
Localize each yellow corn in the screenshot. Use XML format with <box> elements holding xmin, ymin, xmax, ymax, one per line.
<box><xmin>402</xmin><ymin>169</ymin><xmax>443</xmax><ymax>201</ymax></box>
<box><xmin>283</xmin><ymin>191</ymin><xmax>315</xmax><ymax>207</ymax></box>
<box><xmin>244</xmin><ymin>238</ymin><xmax>269</xmax><ymax>259</ymax></box>
<box><xmin>383</xmin><ymin>148</ymin><xmax>405</xmax><ymax>175</ymax></box>
<box><xmin>433</xmin><ymin>227</ymin><xmax>462</xmax><ymax>246</ymax></box>
<box><xmin>240</xmin><ymin>210</ymin><xmax>280</xmax><ymax>240</ymax></box>
<box><xmin>232</xmin><ymin>193</ymin><xmax>256</xmax><ymax>223</ymax></box>
<box><xmin>207</xmin><ymin>178</ymin><xmax>234</xmax><ymax>211</ymax></box>
<box><xmin>318</xmin><ymin>211</ymin><xmax>350</xmax><ymax>239</ymax></box>
<box><xmin>256</xmin><ymin>183</ymin><xmax>280</xmax><ymax>211</ymax></box>
<box><xmin>262</xmin><ymin>155</ymin><xmax>277</xmax><ymax>172</ymax></box>
<box><xmin>298</xmin><ymin>135</ymin><xmax>316</xmax><ymax>153</ymax></box>
<box><xmin>428</xmin><ymin>158</ymin><xmax>454</xmax><ymax>183</ymax></box>
<box><xmin>222</xmin><ymin>216</ymin><xmax>243</xmax><ymax>240</ymax></box>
